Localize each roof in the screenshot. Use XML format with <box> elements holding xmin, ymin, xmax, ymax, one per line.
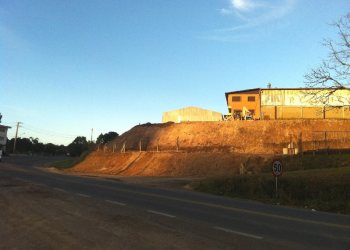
<box><xmin>224</xmin><ymin>87</ymin><xmax>350</xmax><ymax>103</ymax></box>
<box><xmin>163</xmin><ymin>106</ymin><xmax>221</xmax><ymax>114</ymax></box>
<box><xmin>0</xmin><ymin>124</ymin><xmax>11</xmax><ymax>129</ymax></box>
<box><xmin>224</xmin><ymin>88</ymin><xmax>261</xmax><ymax>103</ymax></box>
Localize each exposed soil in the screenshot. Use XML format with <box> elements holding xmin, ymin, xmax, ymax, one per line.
<box><xmin>69</xmin><ymin>120</ymin><xmax>350</xmax><ymax>177</ymax></box>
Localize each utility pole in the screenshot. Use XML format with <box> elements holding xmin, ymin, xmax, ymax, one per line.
<box><xmin>13</xmin><ymin>122</ymin><xmax>22</xmax><ymax>153</ymax></box>
<box><xmin>90</xmin><ymin>128</ymin><xmax>93</xmax><ymax>143</ymax></box>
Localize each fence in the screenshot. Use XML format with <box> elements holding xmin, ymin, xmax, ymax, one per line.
<box><xmin>97</xmin><ymin>136</ymin><xmax>181</xmax><ymax>153</ymax></box>
<box><xmin>312</xmin><ymin>131</ymin><xmax>350</xmax><ymax>153</ymax></box>
<box><xmin>96</xmin><ymin>130</ymin><xmax>350</xmax><ymax>155</ymax></box>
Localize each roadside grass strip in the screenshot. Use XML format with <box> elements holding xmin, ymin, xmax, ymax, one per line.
<box><xmin>214</xmin><ymin>226</ymin><xmax>263</xmax><ymax>240</ymax></box>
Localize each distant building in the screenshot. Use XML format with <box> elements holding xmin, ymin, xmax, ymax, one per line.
<box><xmin>225</xmin><ymin>88</ymin><xmax>350</xmax><ymax>119</ymax></box>
<box><xmin>162</xmin><ymin>106</ymin><xmax>222</xmax><ymax>123</ymax></box>
<box><xmin>0</xmin><ymin>124</ymin><xmax>11</xmax><ymax>153</ymax></box>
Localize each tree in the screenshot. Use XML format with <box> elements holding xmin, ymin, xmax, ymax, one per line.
<box><xmin>305</xmin><ymin>13</ymin><xmax>350</xmax><ymax>105</ymax></box>
<box><xmin>6</xmin><ymin>137</ymin><xmax>65</xmax><ymax>155</ymax></box>
<box><xmin>96</xmin><ymin>131</ymin><xmax>119</xmax><ymax>144</ymax></box>
<box><xmin>67</xmin><ymin>136</ymin><xmax>89</xmax><ymax>157</ymax></box>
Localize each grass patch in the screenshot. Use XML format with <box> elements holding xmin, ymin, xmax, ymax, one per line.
<box><xmin>49</xmin><ymin>150</ymin><xmax>91</xmax><ymax>169</ymax></box>
<box><xmin>49</xmin><ymin>158</ymin><xmax>79</xmax><ymax>169</ymax></box>
<box><xmin>193</xmin><ymin>166</ymin><xmax>350</xmax><ymax>214</ymax></box>
<box><xmin>259</xmin><ymin>153</ymin><xmax>350</xmax><ymax>173</ymax></box>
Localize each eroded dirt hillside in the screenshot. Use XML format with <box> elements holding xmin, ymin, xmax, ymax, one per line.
<box><xmin>69</xmin><ymin>120</ymin><xmax>350</xmax><ymax>177</ymax></box>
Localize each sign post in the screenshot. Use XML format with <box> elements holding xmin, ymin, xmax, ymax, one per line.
<box><xmin>272</xmin><ymin>160</ymin><xmax>283</xmax><ymax>198</ymax></box>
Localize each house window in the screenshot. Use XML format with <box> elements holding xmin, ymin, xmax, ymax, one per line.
<box><xmin>248</xmin><ymin>96</ymin><xmax>255</xmax><ymax>102</ymax></box>
<box><xmin>249</xmin><ymin>110</ymin><xmax>255</xmax><ymax>115</ymax></box>
<box><xmin>232</xmin><ymin>96</ymin><xmax>241</xmax><ymax>102</ymax></box>
<box><xmin>228</xmin><ymin>108</ymin><xmax>232</xmax><ymax>114</ymax></box>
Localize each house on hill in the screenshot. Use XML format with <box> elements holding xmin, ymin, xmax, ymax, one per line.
<box><xmin>225</xmin><ymin>88</ymin><xmax>350</xmax><ymax>120</ymax></box>
<box><xmin>162</xmin><ymin>106</ymin><xmax>222</xmax><ymax>123</ymax></box>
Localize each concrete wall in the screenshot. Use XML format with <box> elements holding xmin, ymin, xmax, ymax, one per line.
<box><xmin>162</xmin><ymin>106</ymin><xmax>222</xmax><ymax>123</ymax></box>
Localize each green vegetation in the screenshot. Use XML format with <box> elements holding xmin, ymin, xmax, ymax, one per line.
<box><xmin>269</xmin><ymin>153</ymin><xmax>350</xmax><ymax>172</ymax></box>
<box><xmin>96</xmin><ymin>131</ymin><xmax>119</xmax><ymax>144</ymax></box>
<box><xmin>193</xmin><ymin>165</ymin><xmax>350</xmax><ymax>214</ymax></box>
<box><xmin>6</xmin><ymin>137</ymin><xmax>66</xmax><ymax>155</ymax></box>
<box><xmin>7</xmin><ymin>132</ymin><xmax>119</xmax><ymax>157</ymax></box>
<box><xmin>43</xmin><ymin>131</ymin><xmax>119</xmax><ymax>169</ymax></box>
<box><xmin>49</xmin><ymin>158</ymin><xmax>79</xmax><ymax>169</ymax></box>
<box><xmin>49</xmin><ymin>150</ymin><xmax>91</xmax><ymax>169</ymax></box>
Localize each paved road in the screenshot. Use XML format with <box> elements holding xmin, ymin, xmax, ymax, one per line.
<box><xmin>1</xmin><ymin>156</ymin><xmax>350</xmax><ymax>249</ymax></box>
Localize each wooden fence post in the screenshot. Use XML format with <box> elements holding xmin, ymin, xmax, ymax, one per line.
<box><xmin>176</xmin><ymin>137</ymin><xmax>179</xmax><ymax>152</ymax></box>
<box><xmin>121</xmin><ymin>142</ymin><xmax>126</xmax><ymax>153</ymax></box>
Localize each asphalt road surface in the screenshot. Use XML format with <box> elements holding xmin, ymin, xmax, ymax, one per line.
<box><xmin>1</xmin><ymin>156</ymin><xmax>349</xmax><ymax>249</ymax></box>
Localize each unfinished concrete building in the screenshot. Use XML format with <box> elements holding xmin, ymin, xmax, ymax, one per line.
<box><xmin>225</xmin><ymin>88</ymin><xmax>350</xmax><ymax>120</ymax></box>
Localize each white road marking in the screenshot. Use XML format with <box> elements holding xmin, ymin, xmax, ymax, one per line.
<box><xmin>105</xmin><ymin>200</ymin><xmax>126</xmax><ymax>206</ymax></box>
<box><xmin>54</xmin><ymin>188</ymin><xmax>67</xmax><ymax>193</ymax></box>
<box><xmin>214</xmin><ymin>226</ymin><xmax>263</xmax><ymax>240</ymax></box>
<box><xmin>76</xmin><ymin>193</ymin><xmax>90</xmax><ymax>198</ymax></box>
<box><xmin>147</xmin><ymin>210</ymin><xmax>176</xmax><ymax>218</ymax></box>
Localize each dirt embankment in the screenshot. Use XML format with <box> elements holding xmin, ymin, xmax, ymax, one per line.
<box><xmin>70</xmin><ymin>120</ymin><xmax>350</xmax><ymax>177</ymax></box>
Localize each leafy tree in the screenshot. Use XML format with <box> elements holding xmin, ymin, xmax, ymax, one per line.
<box><xmin>96</xmin><ymin>131</ymin><xmax>119</xmax><ymax>144</ymax></box>
<box><xmin>6</xmin><ymin>137</ymin><xmax>65</xmax><ymax>155</ymax></box>
<box><xmin>67</xmin><ymin>136</ymin><xmax>89</xmax><ymax>157</ymax></box>
<box><xmin>305</xmin><ymin>13</ymin><xmax>350</xmax><ymax>105</ymax></box>
<box><xmin>6</xmin><ymin>137</ymin><xmax>32</xmax><ymax>153</ymax></box>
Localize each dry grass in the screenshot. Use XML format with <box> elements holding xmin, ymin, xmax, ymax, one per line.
<box><xmin>193</xmin><ymin>165</ymin><xmax>350</xmax><ymax>214</ymax></box>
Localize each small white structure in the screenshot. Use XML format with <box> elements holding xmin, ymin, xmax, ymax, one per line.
<box><xmin>0</xmin><ymin>124</ymin><xmax>11</xmax><ymax>153</ymax></box>
<box><xmin>162</xmin><ymin>106</ymin><xmax>222</xmax><ymax>123</ymax></box>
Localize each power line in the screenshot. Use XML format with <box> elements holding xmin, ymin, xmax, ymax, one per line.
<box><xmin>21</xmin><ymin>127</ymin><xmax>78</xmax><ymax>139</ymax></box>
<box><xmin>21</xmin><ymin>123</ymin><xmax>82</xmax><ymax>137</ymax></box>
<box><xmin>7</xmin><ymin>122</ymin><xmax>90</xmax><ymax>144</ymax></box>
<box><xmin>23</xmin><ymin>124</ymin><xmax>79</xmax><ymax>137</ymax></box>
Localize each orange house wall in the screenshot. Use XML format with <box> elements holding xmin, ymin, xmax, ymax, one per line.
<box><xmin>227</xmin><ymin>93</ymin><xmax>261</xmax><ymax>118</ymax></box>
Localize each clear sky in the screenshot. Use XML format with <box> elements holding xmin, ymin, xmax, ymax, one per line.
<box><xmin>1</xmin><ymin>0</ymin><xmax>349</xmax><ymax>145</ymax></box>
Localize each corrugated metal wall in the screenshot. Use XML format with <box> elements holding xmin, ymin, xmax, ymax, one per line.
<box><xmin>261</xmin><ymin>89</ymin><xmax>350</xmax><ymax>107</ymax></box>
<box><xmin>261</xmin><ymin>89</ymin><xmax>350</xmax><ymax>119</ymax></box>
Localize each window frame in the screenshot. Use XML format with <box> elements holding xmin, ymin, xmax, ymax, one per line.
<box><xmin>247</xmin><ymin>96</ymin><xmax>256</xmax><ymax>102</ymax></box>
<box><xmin>232</xmin><ymin>96</ymin><xmax>241</xmax><ymax>102</ymax></box>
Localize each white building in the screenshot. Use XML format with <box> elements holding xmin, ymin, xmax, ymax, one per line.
<box><xmin>0</xmin><ymin>125</ymin><xmax>11</xmax><ymax>153</ymax></box>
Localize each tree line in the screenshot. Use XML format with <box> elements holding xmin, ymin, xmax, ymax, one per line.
<box><xmin>5</xmin><ymin>131</ymin><xmax>119</xmax><ymax>157</ymax></box>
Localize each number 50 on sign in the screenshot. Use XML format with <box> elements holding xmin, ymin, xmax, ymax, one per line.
<box><xmin>272</xmin><ymin>160</ymin><xmax>283</xmax><ymax>177</ymax></box>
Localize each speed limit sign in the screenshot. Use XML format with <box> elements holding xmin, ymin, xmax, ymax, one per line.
<box><xmin>272</xmin><ymin>160</ymin><xmax>283</xmax><ymax>177</ymax></box>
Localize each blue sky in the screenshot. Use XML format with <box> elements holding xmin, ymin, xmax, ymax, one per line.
<box><xmin>1</xmin><ymin>0</ymin><xmax>349</xmax><ymax>145</ymax></box>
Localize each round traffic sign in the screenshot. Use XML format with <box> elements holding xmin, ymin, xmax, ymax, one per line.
<box><xmin>272</xmin><ymin>160</ymin><xmax>283</xmax><ymax>177</ymax></box>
